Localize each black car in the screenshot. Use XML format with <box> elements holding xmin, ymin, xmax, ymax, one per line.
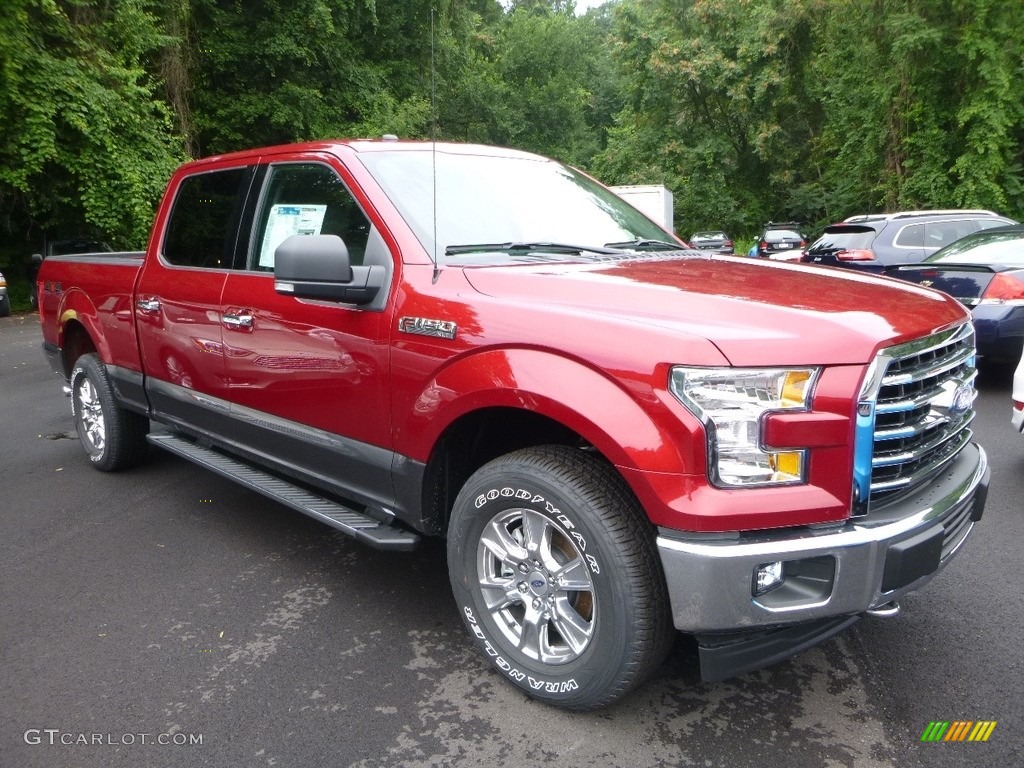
<box><xmin>688</xmin><ymin>230</ymin><xmax>734</xmax><ymax>254</ymax></box>
<box><xmin>884</xmin><ymin>224</ymin><xmax>1024</xmax><ymax>361</ymax></box>
<box><xmin>801</xmin><ymin>209</ymin><xmax>1015</xmax><ymax>273</ymax></box>
<box><xmin>755</xmin><ymin>222</ymin><xmax>806</xmax><ymax>260</ymax></box>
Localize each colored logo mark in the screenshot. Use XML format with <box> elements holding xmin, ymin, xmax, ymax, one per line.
<box><xmin>921</xmin><ymin>721</ymin><xmax>996</xmax><ymax>742</ymax></box>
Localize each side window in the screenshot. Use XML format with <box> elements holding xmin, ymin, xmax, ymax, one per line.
<box><xmin>975</xmin><ymin>217</ymin><xmax>1009</xmax><ymax>232</ymax></box>
<box><xmin>251</xmin><ymin>163</ymin><xmax>371</xmax><ymax>271</ymax></box>
<box><xmin>894</xmin><ymin>223</ymin><xmax>924</xmax><ymax>247</ymax></box>
<box><xmin>924</xmin><ymin>220</ymin><xmax>977</xmax><ymax>248</ymax></box>
<box><xmin>163</xmin><ymin>167</ymin><xmax>253</xmax><ymax>268</ymax></box>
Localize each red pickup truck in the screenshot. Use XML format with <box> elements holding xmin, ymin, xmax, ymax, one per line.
<box><xmin>38</xmin><ymin>140</ymin><xmax>989</xmax><ymax>709</ymax></box>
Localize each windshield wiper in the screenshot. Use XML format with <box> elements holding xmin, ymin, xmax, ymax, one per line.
<box><xmin>603</xmin><ymin>238</ymin><xmax>685</xmax><ymax>252</ymax></box>
<box><xmin>445</xmin><ymin>241</ymin><xmax>620</xmax><ymax>256</ymax></box>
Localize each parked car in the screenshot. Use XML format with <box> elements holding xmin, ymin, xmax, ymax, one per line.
<box><xmin>688</xmin><ymin>230</ymin><xmax>734</xmax><ymax>254</ymax></box>
<box><xmin>755</xmin><ymin>222</ymin><xmax>806</xmax><ymax>260</ymax></box>
<box><xmin>0</xmin><ymin>270</ymin><xmax>10</xmax><ymax>316</ymax></box>
<box><xmin>1013</xmin><ymin>347</ymin><xmax>1024</xmax><ymax>435</ymax></box>
<box><xmin>801</xmin><ymin>210</ymin><xmax>1015</xmax><ymax>273</ymax></box>
<box><xmin>883</xmin><ymin>224</ymin><xmax>1024</xmax><ymax>361</ymax></box>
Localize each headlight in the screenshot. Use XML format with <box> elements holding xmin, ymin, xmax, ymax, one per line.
<box><xmin>669</xmin><ymin>367</ymin><xmax>819</xmax><ymax>487</ymax></box>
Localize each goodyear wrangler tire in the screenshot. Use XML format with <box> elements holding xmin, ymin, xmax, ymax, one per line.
<box><xmin>70</xmin><ymin>353</ymin><xmax>149</xmax><ymax>471</ymax></box>
<box><xmin>447</xmin><ymin>445</ymin><xmax>673</xmax><ymax>710</ymax></box>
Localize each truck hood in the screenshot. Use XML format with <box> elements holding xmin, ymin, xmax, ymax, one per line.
<box><xmin>462</xmin><ymin>255</ymin><xmax>970</xmax><ymax>366</ymax></box>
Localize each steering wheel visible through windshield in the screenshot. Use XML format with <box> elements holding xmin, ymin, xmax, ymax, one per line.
<box><xmin>358</xmin><ymin>146</ymin><xmax>680</xmax><ymax>264</ymax></box>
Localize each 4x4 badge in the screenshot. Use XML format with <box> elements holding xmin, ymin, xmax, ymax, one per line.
<box><xmin>398</xmin><ymin>317</ymin><xmax>457</xmax><ymax>340</ymax></box>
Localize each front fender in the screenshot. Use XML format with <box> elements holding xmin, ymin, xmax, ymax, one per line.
<box><xmin>398</xmin><ymin>347</ymin><xmax>703</xmax><ymax>476</ymax></box>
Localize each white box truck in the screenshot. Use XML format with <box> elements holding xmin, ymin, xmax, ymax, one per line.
<box><xmin>610</xmin><ymin>185</ymin><xmax>674</xmax><ymax>231</ymax></box>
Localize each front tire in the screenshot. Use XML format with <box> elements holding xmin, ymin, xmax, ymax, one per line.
<box><xmin>447</xmin><ymin>445</ymin><xmax>673</xmax><ymax>709</ymax></box>
<box><xmin>70</xmin><ymin>354</ymin><xmax>149</xmax><ymax>471</ymax></box>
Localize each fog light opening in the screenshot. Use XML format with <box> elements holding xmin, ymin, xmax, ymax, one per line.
<box><xmin>753</xmin><ymin>561</ymin><xmax>784</xmax><ymax>596</ymax></box>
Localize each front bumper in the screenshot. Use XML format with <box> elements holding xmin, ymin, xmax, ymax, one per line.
<box><xmin>657</xmin><ymin>442</ymin><xmax>988</xmax><ymax>636</ymax></box>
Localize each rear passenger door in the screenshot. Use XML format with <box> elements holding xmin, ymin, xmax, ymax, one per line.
<box><xmin>218</xmin><ymin>156</ymin><xmax>396</xmax><ymax>503</ymax></box>
<box><xmin>136</xmin><ymin>163</ymin><xmax>259</xmax><ymax>435</ymax></box>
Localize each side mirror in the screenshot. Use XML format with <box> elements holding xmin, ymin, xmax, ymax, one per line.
<box><xmin>273</xmin><ymin>235</ymin><xmax>384</xmax><ymax>305</ymax></box>
<box><xmin>31</xmin><ymin>253</ymin><xmax>43</xmax><ymax>265</ymax></box>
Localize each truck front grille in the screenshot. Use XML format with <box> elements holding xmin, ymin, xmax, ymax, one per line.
<box><xmin>859</xmin><ymin>323</ymin><xmax>977</xmax><ymax>510</ymax></box>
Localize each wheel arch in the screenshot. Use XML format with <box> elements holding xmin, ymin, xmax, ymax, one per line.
<box><xmin>55</xmin><ymin>289</ymin><xmax>105</xmax><ymax>377</ymax></box>
<box><xmin>410</xmin><ymin>348</ymin><xmax>698</xmax><ymax>535</ymax></box>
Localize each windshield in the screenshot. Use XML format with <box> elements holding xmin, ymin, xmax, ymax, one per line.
<box><xmin>358</xmin><ymin>148</ymin><xmax>676</xmax><ymax>262</ymax></box>
<box><xmin>927</xmin><ymin>228</ymin><xmax>1024</xmax><ymax>266</ymax></box>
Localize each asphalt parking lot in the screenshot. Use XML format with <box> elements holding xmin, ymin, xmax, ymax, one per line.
<box><xmin>2</xmin><ymin>312</ymin><xmax>1021</xmax><ymax>767</ymax></box>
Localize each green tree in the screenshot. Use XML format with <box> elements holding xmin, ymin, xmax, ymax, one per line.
<box><xmin>0</xmin><ymin>0</ymin><xmax>185</xmax><ymax>249</ymax></box>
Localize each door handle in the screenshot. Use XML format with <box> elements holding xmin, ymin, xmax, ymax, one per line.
<box><xmin>222</xmin><ymin>312</ymin><xmax>254</xmax><ymax>330</ymax></box>
<box><xmin>136</xmin><ymin>298</ymin><xmax>161</xmax><ymax>313</ymax></box>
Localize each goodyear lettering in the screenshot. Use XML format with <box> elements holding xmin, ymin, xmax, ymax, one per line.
<box><xmin>463</xmin><ymin>605</ymin><xmax>577</xmax><ymax>695</ymax></box>
<box><xmin>471</xmin><ymin>487</ymin><xmax>603</xmax><ymax>574</ymax></box>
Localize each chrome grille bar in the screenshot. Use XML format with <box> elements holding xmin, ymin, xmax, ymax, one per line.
<box><xmin>857</xmin><ymin>323</ymin><xmax>977</xmax><ymax>510</ymax></box>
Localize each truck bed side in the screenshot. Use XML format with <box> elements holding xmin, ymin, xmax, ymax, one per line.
<box><xmin>38</xmin><ymin>252</ymin><xmax>145</xmax><ymax>378</ymax></box>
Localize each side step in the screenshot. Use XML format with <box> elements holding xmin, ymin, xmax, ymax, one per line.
<box><xmin>147</xmin><ymin>433</ymin><xmax>420</xmax><ymax>551</ymax></box>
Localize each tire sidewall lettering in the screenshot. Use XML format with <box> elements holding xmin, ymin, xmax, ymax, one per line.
<box><xmin>470</xmin><ymin>485</ymin><xmax>601</xmax><ymax>575</ymax></box>
<box><xmin>463</xmin><ymin>603</ymin><xmax>577</xmax><ymax>691</ymax></box>
<box><xmin>457</xmin><ymin>483</ymin><xmax>616</xmax><ymax>699</ymax></box>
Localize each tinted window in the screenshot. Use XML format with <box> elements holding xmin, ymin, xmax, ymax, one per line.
<box><xmin>765</xmin><ymin>229</ymin><xmax>802</xmax><ymax>241</ymax></box>
<box><xmin>251</xmin><ymin>163</ymin><xmax>371</xmax><ymax>271</ymax></box>
<box><xmin>163</xmin><ymin>167</ymin><xmax>253</xmax><ymax>268</ymax></box>
<box><xmin>975</xmin><ymin>217</ymin><xmax>1014</xmax><ymax>231</ymax></box>
<box><xmin>808</xmin><ymin>226</ymin><xmax>876</xmax><ymax>252</ymax></box>
<box><xmin>896</xmin><ymin>219</ymin><xmax>989</xmax><ymax>249</ymax></box>
<box><xmin>894</xmin><ymin>223</ymin><xmax>924</xmax><ymax>247</ymax></box>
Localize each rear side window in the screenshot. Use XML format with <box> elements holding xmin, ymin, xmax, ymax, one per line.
<box><xmin>163</xmin><ymin>167</ymin><xmax>254</xmax><ymax>268</ymax></box>
<box><xmin>895</xmin><ymin>219</ymin><xmax>980</xmax><ymax>249</ymax></box>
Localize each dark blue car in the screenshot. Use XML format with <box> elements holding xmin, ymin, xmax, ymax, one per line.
<box><xmin>884</xmin><ymin>224</ymin><xmax>1024</xmax><ymax>362</ymax></box>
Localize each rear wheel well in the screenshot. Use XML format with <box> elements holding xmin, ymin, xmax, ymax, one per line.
<box><xmin>420</xmin><ymin>407</ymin><xmax>612</xmax><ymax>536</ymax></box>
<box><xmin>61</xmin><ymin>321</ymin><xmax>97</xmax><ymax>378</ymax></box>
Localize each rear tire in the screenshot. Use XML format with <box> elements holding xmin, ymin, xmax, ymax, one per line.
<box><xmin>447</xmin><ymin>445</ymin><xmax>673</xmax><ymax>709</ymax></box>
<box><xmin>70</xmin><ymin>354</ymin><xmax>149</xmax><ymax>471</ymax></box>
<box><xmin>0</xmin><ymin>294</ymin><xmax>10</xmax><ymax>317</ymax></box>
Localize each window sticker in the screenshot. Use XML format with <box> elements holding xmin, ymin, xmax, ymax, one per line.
<box><xmin>259</xmin><ymin>204</ymin><xmax>327</xmax><ymax>268</ymax></box>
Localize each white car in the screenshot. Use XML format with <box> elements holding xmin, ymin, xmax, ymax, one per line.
<box><xmin>1014</xmin><ymin>348</ymin><xmax>1024</xmax><ymax>433</ymax></box>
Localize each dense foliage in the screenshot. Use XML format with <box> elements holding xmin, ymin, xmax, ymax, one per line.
<box><xmin>1</xmin><ymin>0</ymin><xmax>1022</xmax><ymax>298</ymax></box>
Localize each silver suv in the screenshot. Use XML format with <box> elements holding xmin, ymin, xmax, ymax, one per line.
<box><xmin>801</xmin><ymin>209</ymin><xmax>1016</xmax><ymax>273</ymax></box>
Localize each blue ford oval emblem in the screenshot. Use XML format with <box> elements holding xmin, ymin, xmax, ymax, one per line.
<box><xmin>530</xmin><ymin>579</ymin><xmax>546</xmax><ymax>589</ymax></box>
<box><xmin>950</xmin><ymin>382</ymin><xmax>974</xmax><ymax>416</ymax></box>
